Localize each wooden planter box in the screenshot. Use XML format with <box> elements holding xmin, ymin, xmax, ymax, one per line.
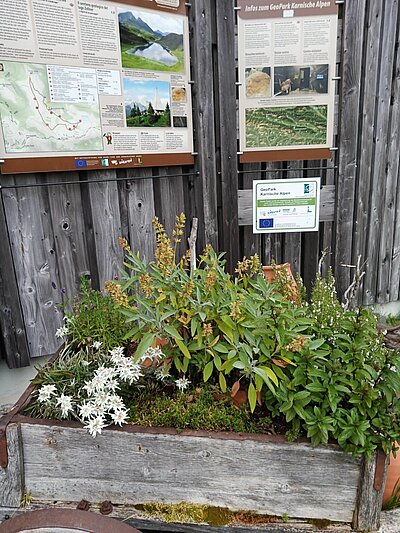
<box><xmin>0</xmin><ymin>398</ymin><xmax>388</xmax><ymax>533</ymax></box>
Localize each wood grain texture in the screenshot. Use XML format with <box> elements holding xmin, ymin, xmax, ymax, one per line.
<box><xmin>20</xmin><ymin>423</ymin><xmax>361</xmax><ymax>523</ymax></box>
<box><xmin>189</xmin><ymin>0</ymin><xmax>218</xmax><ymax>250</ymax></box>
<box><xmin>126</xmin><ymin>168</ymin><xmax>156</xmax><ymax>262</ymax></box>
<box><xmin>215</xmin><ymin>0</ymin><xmax>239</xmax><ymax>272</ymax></box>
<box><xmin>353</xmin><ymin>454</ymin><xmax>388</xmax><ymax>531</ymax></box>
<box><xmin>46</xmin><ymin>173</ymin><xmax>90</xmax><ymax>306</ymax></box>
<box><xmin>241</xmin><ymin>164</ymin><xmax>263</xmax><ymax>258</ymax></box>
<box><xmin>0</xmin><ymin>192</ymin><xmax>29</xmax><ymax>368</ymax></box>
<box><xmin>0</xmin><ymin>501</ymin><xmax>355</xmax><ymax>533</ymax></box>
<box><xmin>388</xmin><ymin>12</ymin><xmax>400</xmax><ymax>302</ymax></box>
<box><xmin>363</xmin><ymin>0</ymin><xmax>399</xmax><ymax>305</ymax></box>
<box><xmin>334</xmin><ymin>0</ymin><xmax>367</xmax><ymax>300</ymax></box>
<box><xmin>0</xmin><ymin>425</ymin><xmax>23</xmax><ymax>508</ymax></box>
<box><xmin>351</xmin><ymin>0</ymin><xmax>383</xmax><ymax>305</ymax></box>
<box><xmin>85</xmin><ymin>171</ymin><xmax>124</xmax><ymax>289</ymax></box>
<box><xmin>1</xmin><ymin>175</ymin><xmax>64</xmax><ymax>357</ymax></box>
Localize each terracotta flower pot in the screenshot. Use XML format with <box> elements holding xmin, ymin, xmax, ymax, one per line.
<box><xmin>262</xmin><ymin>263</ymin><xmax>298</xmax><ymax>301</ymax></box>
<box><xmin>383</xmin><ymin>444</ymin><xmax>400</xmax><ymax>506</ymax></box>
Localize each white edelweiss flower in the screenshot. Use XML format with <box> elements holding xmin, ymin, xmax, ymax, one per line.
<box><xmin>56</xmin><ymin>394</ymin><xmax>73</xmax><ymax>418</ymax></box>
<box><xmin>94</xmin><ymin>391</ymin><xmax>112</xmax><ymax>410</ymax></box>
<box><xmin>92</xmin><ymin>341</ymin><xmax>102</xmax><ymax>350</ymax></box>
<box><xmin>79</xmin><ymin>402</ymin><xmax>96</xmax><ymax>420</ymax></box>
<box><xmin>140</xmin><ymin>346</ymin><xmax>163</xmax><ymax>363</ymax></box>
<box><xmin>85</xmin><ymin>416</ymin><xmax>106</xmax><ymax>437</ymax></box>
<box><xmin>154</xmin><ymin>366</ymin><xmax>170</xmax><ymax>382</ymax></box>
<box><xmin>37</xmin><ymin>384</ymin><xmax>57</xmax><ymax>403</ymax></box>
<box><xmin>95</xmin><ymin>366</ymin><xmax>117</xmax><ymax>382</ymax></box>
<box><xmin>109</xmin><ymin>347</ymin><xmax>125</xmax><ymax>364</ymax></box>
<box><xmin>83</xmin><ymin>380</ymin><xmax>96</xmax><ymax>396</ymax></box>
<box><xmin>117</xmin><ymin>363</ymin><xmax>143</xmax><ymax>384</ymax></box>
<box><xmin>55</xmin><ymin>326</ymin><xmax>69</xmax><ymax>339</ymax></box>
<box><xmin>107</xmin><ymin>395</ymin><xmax>126</xmax><ymax>411</ymax></box>
<box><xmin>111</xmin><ymin>409</ymin><xmax>129</xmax><ymax>427</ymax></box>
<box><xmin>175</xmin><ymin>376</ymin><xmax>191</xmax><ymax>392</ymax></box>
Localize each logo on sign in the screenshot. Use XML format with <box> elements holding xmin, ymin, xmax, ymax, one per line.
<box><xmin>259</xmin><ymin>218</ymin><xmax>274</xmax><ymax>229</ymax></box>
<box><xmin>75</xmin><ymin>159</ymin><xmax>87</xmax><ymax>168</ymax></box>
<box><xmin>304</xmin><ymin>183</ymin><xmax>314</xmax><ymax>195</ymax></box>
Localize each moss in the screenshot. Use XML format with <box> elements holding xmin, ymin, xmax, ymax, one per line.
<box><xmin>127</xmin><ymin>386</ymin><xmax>273</xmax><ymax>433</ymax></box>
<box><xmin>307</xmin><ymin>518</ymin><xmax>332</xmax><ymax>529</ymax></box>
<box><xmin>134</xmin><ymin>502</ymin><xmax>279</xmax><ymax>527</ymax></box>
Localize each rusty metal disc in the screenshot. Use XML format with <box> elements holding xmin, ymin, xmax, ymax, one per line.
<box><xmin>0</xmin><ymin>508</ymin><xmax>140</xmax><ymax>533</ymax></box>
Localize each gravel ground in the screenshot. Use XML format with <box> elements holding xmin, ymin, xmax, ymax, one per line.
<box><xmin>380</xmin><ymin>510</ymin><xmax>400</xmax><ymax>533</ymax></box>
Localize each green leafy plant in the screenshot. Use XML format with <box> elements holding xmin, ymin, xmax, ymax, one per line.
<box><xmin>263</xmin><ymin>270</ymin><xmax>400</xmax><ymax>458</ymax></box>
<box><xmin>25</xmin><ymin>217</ymin><xmax>400</xmax><ymax>458</ymax></box>
<box><xmin>58</xmin><ymin>276</ymin><xmax>128</xmax><ymax>352</ymax></box>
<box><xmin>108</xmin><ymin>215</ymin><xmax>307</xmax><ymax>412</ymax></box>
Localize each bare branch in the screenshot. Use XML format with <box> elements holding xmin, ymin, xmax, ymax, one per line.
<box><xmin>188</xmin><ymin>218</ymin><xmax>198</xmax><ymax>276</ymax></box>
<box><xmin>342</xmin><ymin>256</ymin><xmax>367</xmax><ymax>311</ymax></box>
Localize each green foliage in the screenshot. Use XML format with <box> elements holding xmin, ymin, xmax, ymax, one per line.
<box><xmin>64</xmin><ymin>276</ymin><xmax>128</xmax><ymax>352</ymax></box>
<box><xmin>383</xmin><ymin>478</ymin><xmax>400</xmax><ymax>510</ymax></box>
<box><xmin>114</xmin><ymin>214</ymin><xmax>307</xmax><ymax>412</ymax></box>
<box><xmin>128</xmin><ymin>386</ymin><xmax>272</xmax><ymax>433</ymax></box>
<box><xmin>263</xmin><ymin>271</ymin><xmax>400</xmax><ymax>458</ymax></box>
<box><xmin>25</xmin><ymin>217</ymin><xmax>400</xmax><ymax>458</ymax></box>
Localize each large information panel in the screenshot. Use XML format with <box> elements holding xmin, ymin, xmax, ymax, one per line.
<box><xmin>238</xmin><ymin>1</ymin><xmax>338</xmax><ymax>162</ymax></box>
<box><xmin>0</xmin><ymin>0</ymin><xmax>193</xmax><ymax>173</ymax></box>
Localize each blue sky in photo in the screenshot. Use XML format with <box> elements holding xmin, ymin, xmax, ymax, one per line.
<box><xmin>123</xmin><ymin>78</ymin><xmax>170</xmax><ymax>109</ymax></box>
<box><xmin>118</xmin><ymin>8</ymin><xmax>183</xmax><ymax>35</ymax></box>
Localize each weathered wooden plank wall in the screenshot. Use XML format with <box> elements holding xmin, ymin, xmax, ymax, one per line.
<box><xmin>1</xmin><ymin>0</ymin><xmax>400</xmax><ymax>366</ymax></box>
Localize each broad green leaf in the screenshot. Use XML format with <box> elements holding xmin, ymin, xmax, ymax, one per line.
<box><xmin>163</xmin><ymin>324</ymin><xmax>182</xmax><ymax>340</ymax></box>
<box><xmin>308</xmin><ymin>339</ymin><xmax>326</xmax><ymax>350</ymax></box>
<box><xmin>248</xmin><ymin>382</ymin><xmax>257</xmax><ymax>413</ymax></box>
<box><xmin>260</xmin><ymin>366</ymin><xmax>279</xmax><ymax>387</ymax></box>
<box><xmin>134</xmin><ymin>332</ymin><xmax>156</xmax><ymax>362</ymax></box>
<box><xmin>176</xmin><ymin>338</ymin><xmax>191</xmax><ymax>359</ymax></box>
<box><xmin>219</xmin><ymin>372</ymin><xmax>227</xmax><ymax>392</ymax></box>
<box><xmin>203</xmin><ymin>361</ymin><xmax>214</xmax><ymax>382</ymax></box>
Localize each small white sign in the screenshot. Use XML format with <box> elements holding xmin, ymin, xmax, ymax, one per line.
<box><xmin>253</xmin><ymin>177</ymin><xmax>321</xmax><ymax>234</ymax></box>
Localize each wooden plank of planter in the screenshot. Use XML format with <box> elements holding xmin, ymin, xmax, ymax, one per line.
<box><xmin>19</xmin><ymin>422</ymin><xmax>361</xmax><ymax>523</ymax></box>
<box><xmin>0</xmin><ymin>425</ymin><xmax>23</xmax><ymax>508</ymax></box>
<box><xmin>237</xmin><ymin>186</ymin><xmax>335</xmax><ymax>226</ymax></box>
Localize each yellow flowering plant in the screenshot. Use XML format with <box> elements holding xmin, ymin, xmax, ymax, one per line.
<box><xmin>106</xmin><ymin>214</ymin><xmax>308</xmax><ymax>412</ymax></box>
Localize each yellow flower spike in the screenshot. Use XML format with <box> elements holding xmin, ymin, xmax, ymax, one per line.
<box><xmin>104</xmin><ymin>280</ymin><xmax>130</xmax><ymax>308</ymax></box>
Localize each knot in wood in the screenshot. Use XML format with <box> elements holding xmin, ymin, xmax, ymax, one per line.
<box><xmin>46</xmin><ymin>436</ymin><xmax>57</xmax><ymax>446</ymax></box>
<box><xmin>199</xmin><ymin>450</ymin><xmax>211</xmax><ymax>458</ymax></box>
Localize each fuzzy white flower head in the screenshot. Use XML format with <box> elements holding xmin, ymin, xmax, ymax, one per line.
<box><xmin>37</xmin><ymin>384</ymin><xmax>57</xmax><ymax>403</ymax></box>
<box><xmin>117</xmin><ymin>363</ymin><xmax>143</xmax><ymax>384</ymax></box>
<box><xmin>175</xmin><ymin>376</ymin><xmax>191</xmax><ymax>392</ymax></box>
<box><xmin>92</xmin><ymin>341</ymin><xmax>102</xmax><ymax>350</ymax></box>
<box><xmin>111</xmin><ymin>409</ymin><xmax>129</xmax><ymax>427</ymax></box>
<box><xmin>85</xmin><ymin>416</ymin><xmax>106</xmax><ymax>437</ymax></box>
<box><xmin>140</xmin><ymin>346</ymin><xmax>163</xmax><ymax>363</ymax></box>
<box><xmin>56</xmin><ymin>394</ymin><xmax>73</xmax><ymax>418</ymax></box>
<box><xmin>154</xmin><ymin>366</ymin><xmax>170</xmax><ymax>382</ymax></box>
<box><xmin>107</xmin><ymin>395</ymin><xmax>126</xmax><ymax>412</ymax></box>
<box><xmin>55</xmin><ymin>326</ymin><xmax>69</xmax><ymax>339</ymax></box>
<box><xmin>79</xmin><ymin>402</ymin><xmax>96</xmax><ymax>420</ymax></box>
<box><xmin>83</xmin><ymin>380</ymin><xmax>96</xmax><ymax>396</ymax></box>
<box><xmin>109</xmin><ymin>347</ymin><xmax>125</xmax><ymax>364</ymax></box>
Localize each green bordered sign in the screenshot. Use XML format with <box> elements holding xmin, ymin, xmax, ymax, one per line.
<box><xmin>253</xmin><ymin>177</ymin><xmax>321</xmax><ymax>234</ymax></box>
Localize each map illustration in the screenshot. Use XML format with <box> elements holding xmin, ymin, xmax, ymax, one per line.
<box><xmin>0</xmin><ymin>62</ymin><xmax>103</xmax><ymax>153</ymax></box>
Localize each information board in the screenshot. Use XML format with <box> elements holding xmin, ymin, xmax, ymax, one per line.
<box><xmin>253</xmin><ymin>177</ymin><xmax>321</xmax><ymax>233</ymax></box>
<box><xmin>237</xmin><ymin>1</ymin><xmax>338</xmax><ymax>162</ymax></box>
<box><xmin>0</xmin><ymin>0</ymin><xmax>193</xmax><ymax>173</ymax></box>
